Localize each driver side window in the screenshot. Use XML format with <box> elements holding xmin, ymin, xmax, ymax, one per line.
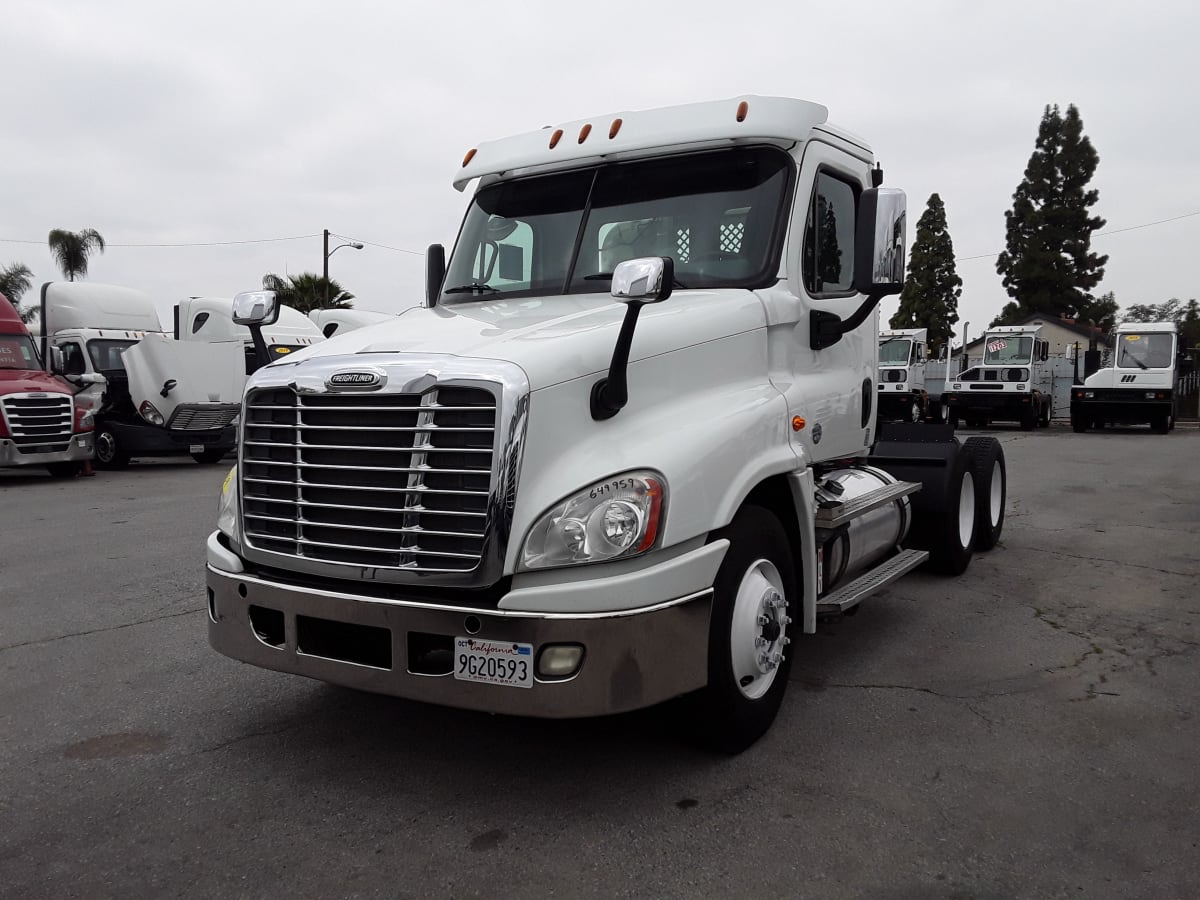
<box><xmin>61</xmin><ymin>342</ymin><xmax>86</xmax><ymax>376</ymax></box>
<box><xmin>802</xmin><ymin>171</ymin><xmax>858</xmax><ymax>296</ymax></box>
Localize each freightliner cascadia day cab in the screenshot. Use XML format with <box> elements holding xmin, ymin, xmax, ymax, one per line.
<box><xmin>0</xmin><ymin>293</ymin><xmax>95</xmax><ymax>476</ymax></box>
<box><xmin>40</xmin><ymin>282</ymin><xmax>246</xmax><ymax>467</ymax></box>
<box><xmin>1070</xmin><ymin>321</ymin><xmax>1179</xmax><ymax>433</ymax></box>
<box><xmin>876</xmin><ymin>327</ymin><xmax>946</xmax><ymax>423</ymax></box>
<box><xmin>207</xmin><ymin>97</ymin><xmax>1009</xmax><ymax>751</ymax></box>
<box><xmin>941</xmin><ymin>324</ymin><xmax>1053</xmax><ymax>430</ymax></box>
<box><xmin>175</xmin><ymin>297</ymin><xmax>326</xmax><ymax>374</ymax></box>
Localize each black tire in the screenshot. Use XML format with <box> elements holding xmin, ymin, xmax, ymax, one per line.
<box><xmin>907</xmin><ymin>447</ymin><xmax>976</xmax><ymax>575</ymax></box>
<box><xmin>1019</xmin><ymin>407</ymin><xmax>1035</xmax><ymax>431</ymax></box>
<box><xmin>948</xmin><ymin>410</ymin><xmax>960</xmax><ymax>428</ymax></box>
<box><xmin>961</xmin><ymin>437</ymin><xmax>1006</xmax><ymax>551</ymax></box>
<box><xmin>1072</xmin><ymin>414</ymin><xmax>1088</xmax><ymax>433</ymax></box>
<box><xmin>1151</xmin><ymin>414</ymin><xmax>1169</xmax><ymax>434</ymax></box>
<box><xmin>1039</xmin><ymin>399</ymin><xmax>1052</xmax><ymax>427</ymax></box>
<box><xmin>192</xmin><ymin>448</ymin><xmax>228</xmax><ymax>464</ymax></box>
<box><xmin>45</xmin><ymin>462</ymin><xmax>79</xmax><ymax>478</ymax></box>
<box><xmin>93</xmin><ymin>427</ymin><xmax>131</xmax><ymax>469</ymax></box>
<box><xmin>686</xmin><ymin>506</ymin><xmax>797</xmax><ymax>754</ymax></box>
<box><xmin>909</xmin><ymin>400</ymin><xmax>922</xmax><ymax>423</ymax></box>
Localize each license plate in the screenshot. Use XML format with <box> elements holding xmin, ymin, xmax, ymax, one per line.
<box><xmin>189</xmin><ymin>444</ymin><xmax>204</xmax><ymax>453</ymax></box>
<box><xmin>453</xmin><ymin>637</ymin><xmax>534</xmax><ymax>688</ymax></box>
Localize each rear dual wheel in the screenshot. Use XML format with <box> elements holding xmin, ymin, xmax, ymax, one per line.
<box><xmin>908</xmin><ymin>447</ymin><xmax>977</xmax><ymax>575</ymax></box>
<box><xmin>962</xmin><ymin>437</ymin><xmax>1006</xmax><ymax>550</ymax></box>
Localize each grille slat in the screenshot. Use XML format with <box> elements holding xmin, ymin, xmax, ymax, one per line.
<box><xmin>1</xmin><ymin>395</ymin><xmax>73</xmax><ymax>447</ymax></box>
<box><xmin>168</xmin><ymin>404</ymin><xmax>240</xmax><ymax>432</ymax></box>
<box><xmin>241</xmin><ymin>386</ymin><xmax>496</xmax><ymax>572</ymax></box>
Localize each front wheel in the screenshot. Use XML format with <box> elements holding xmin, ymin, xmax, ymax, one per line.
<box><xmin>1072</xmin><ymin>414</ymin><xmax>1088</xmax><ymax>433</ymax></box>
<box><xmin>1151</xmin><ymin>414</ymin><xmax>1169</xmax><ymax>434</ymax></box>
<box><xmin>45</xmin><ymin>462</ymin><xmax>79</xmax><ymax>479</ymax></box>
<box><xmin>686</xmin><ymin>506</ymin><xmax>797</xmax><ymax>754</ymax></box>
<box><xmin>94</xmin><ymin>427</ymin><xmax>131</xmax><ymax>469</ymax></box>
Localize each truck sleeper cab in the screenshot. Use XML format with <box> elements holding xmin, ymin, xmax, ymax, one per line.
<box><xmin>1071</xmin><ymin>322</ymin><xmax>1178</xmax><ymax>433</ymax></box>
<box><xmin>206</xmin><ymin>97</ymin><xmax>1007</xmax><ymax>752</ymax></box>
<box><xmin>943</xmin><ymin>326</ymin><xmax>1052</xmax><ymax>430</ymax></box>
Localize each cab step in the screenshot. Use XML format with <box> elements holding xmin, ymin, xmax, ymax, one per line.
<box><xmin>815</xmin><ymin>480</ymin><xmax>921</xmax><ymax>529</ymax></box>
<box><xmin>816</xmin><ymin>548</ymin><xmax>929</xmax><ymax>614</ymax></box>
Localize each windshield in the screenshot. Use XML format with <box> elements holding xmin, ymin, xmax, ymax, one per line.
<box><xmin>440</xmin><ymin>147</ymin><xmax>793</xmax><ymax>303</ymax></box>
<box><xmin>879</xmin><ymin>339</ymin><xmax>912</xmax><ymax>365</ymax></box>
<box><xmin>88</xmin><ymin>339</ymin><xmax>137</xmax><ymax>372</ymax></box>
<box><xmin>0</xmin><ymin>334</ymin><xmax>41</xmax><ymax>371</ymax></box>
<box><xmin>983</xmin><ymin>335</ymin><xmax>1033</xmax><ymax>365</ymax></box>
<box><xmin>1117</xmin><ymin>332</ymin><xmax>1174</xmax><ymax>369</ymax></box>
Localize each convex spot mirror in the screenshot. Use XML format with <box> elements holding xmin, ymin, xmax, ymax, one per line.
<box><xmin>852</xmin><ymin>188</ymin><xmax>907</xmax><ymax>296</ymax></box>
<box><xmin>232</xmin><ymin>290</ymin><xmax>280</xmax><ymax>326</ymax></box>
<box><xmin>611</xmin><ymin>256</ymin><xmax>674</xmax><ymax>304</ymax></box>
<box><xmin>49</xmin><ymin>346</ymin><xmax>64</xmax><ymax>375</ymax></box>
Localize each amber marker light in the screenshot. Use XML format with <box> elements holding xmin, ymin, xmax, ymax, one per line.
<box><xmin>578</xmin><ymin>123</ymin><xmax>592</xmax><ymax>143</ymax></box>
<box><xmin>549</xmin><ymin>129</ymin><xmax>563</xmax><ymax>149</ymax></box>
<box><xmin>792</xmin><ymin>416</ymin><xmax>806</xmax><ymax>432</ymax></box>
<box><xmin>736</xmin><ymin>100</ymin><xmax>749</xmax><ymax>122</ymax></box>
<box><xmin>461</xmin><ymin>148</ymin><xmax>478</xmax><ymax>167</ymax></box>
<box><xmin>609</xmin><ymin>118</ymin><xmax>623</xmax><ymax>139</ymax></box>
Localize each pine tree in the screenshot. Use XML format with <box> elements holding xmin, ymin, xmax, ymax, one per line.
<box><xmin>995</xmin><ymin>104</ymin><xmax>1107</xmax><ymax>320</ymax></box>
<box><xmin>889</xmin><ymin>193</ymin><xmax>961</xmax><ymax>354</ymax></box>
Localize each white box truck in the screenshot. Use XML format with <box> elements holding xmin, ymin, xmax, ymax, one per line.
<box><xmin>1070</xmin><ymin>321</ymin><xmax>1179</xmax><ymax>433</ymax></box>
<box><xmin>942</xmin><ymin>324</ymin><xmax>1053</xmax><ymax>430</ymax></box>
<box><xmin>206</xmin><ymin>97</ymin><xmax>1008</xmax><ymax>751</ymax></box>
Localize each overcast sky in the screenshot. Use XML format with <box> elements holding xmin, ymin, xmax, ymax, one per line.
<box><xmin>3</xmin><ymin>0</ymin><xmax>1197</xmax><ymax>345</ymax></box>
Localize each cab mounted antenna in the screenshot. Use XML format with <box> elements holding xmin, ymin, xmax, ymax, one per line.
<box><xmin>871</xmin><ymin>164</ymin><xmax>884</xmax><ymax>188</ymax></box>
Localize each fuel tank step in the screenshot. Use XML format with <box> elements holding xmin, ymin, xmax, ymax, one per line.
<box><xmin>815</xmin><ymin>480</ymin><xmax>921</xmax><ymax>529</ymax></box>
<box><xmin>817</xmin><ymin>548</ymin><xmax>929</xmax><ymax>614</ymax></box>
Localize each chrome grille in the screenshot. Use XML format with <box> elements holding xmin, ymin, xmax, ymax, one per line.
<box><xmin>1</xmin><ymin>394</ymin><xmax>73</xmax><ymax>450</ymax></box>
<box><xmin>168</xmin><ymin>403</ymin><xmax>240</xmax><ymax>432</ymax></box>
<box><xmin>240</xmin><ymin>386</ymin><xmax>497</xmax><ymax>573</ymax></box>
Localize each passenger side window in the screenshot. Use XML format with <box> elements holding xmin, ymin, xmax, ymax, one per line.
<box><xmin>802</xmin><ymin>171</ymin><xmax>857</xmax><ymax>295</ymax></box>
<box><xmin>61</xmin><ymin>342</ymin><xmax>86</xmax><ymax>376</ymax></box>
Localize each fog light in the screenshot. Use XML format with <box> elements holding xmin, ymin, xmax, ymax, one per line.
<box><xmin>537</xmin><ymin>644</ymin><xmax>584</xmax><ymax>678</ymax></box>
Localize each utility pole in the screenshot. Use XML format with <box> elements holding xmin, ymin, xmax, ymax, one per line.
<box><xmin>323</xmin><ymin>229</ymin><xmax>330</xmax><ymax>308</ymax></box>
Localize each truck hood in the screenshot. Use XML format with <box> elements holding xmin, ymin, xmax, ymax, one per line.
<box><xmin>0</xmin><ymin>369</ymin><xmax>72</xmax><ymax>395</ymax></box>
<box><xmin>271</xmin><ymin>291</ymin><xmax>767</xmax><ymax>389</ymax></box>
<box><xmin>123</xmin><ymin>335</ymin><xmax>247</xmax><ymax>418</ymax></box>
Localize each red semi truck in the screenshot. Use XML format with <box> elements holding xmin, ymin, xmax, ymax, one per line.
<box><xmin>0</xmin><ymin>293</ymin><xmax>95</xmax><ymax>477</ymax></box>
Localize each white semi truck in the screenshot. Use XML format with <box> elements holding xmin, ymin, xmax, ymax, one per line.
<box><xmin>307</xmin><ymin>308</ymin><xmax>395</xmax><ymax>339</ymax></box>
<box><xmin>175</xmin><ymin>297</ymin><xmax>325</xmax><ymax>373</ymax></box>
<box><xmin>1070</xmin><ymin>321</ymin><xmax>1179</xmax><ymax>433</ymax></box>
<box><xmin>39</xmin><ymin>282</ymin><xmax>245</xmax><ymax>467</ymax></box>
<box><xmin>941</xmin><ymin>324</ymin><xmax>1053</xmax><ymax>430</ymax></box>
<box><xmin>206</xmin><ymin>97</ymin><xmax>1008</xmax><ymax>751</ymax></box>
<box><xmin>876</xmin><ymin>327</ymin><xmax>947</xmax><ymax>423</ymax></box>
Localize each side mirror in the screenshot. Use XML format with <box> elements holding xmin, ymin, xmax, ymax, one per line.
<box><xmin>852</xmin><ymin>188</ymin><xmax>907</xmax><ymax>296</ymax></box>
<box><xmin>426</xmin><ymin>244</ymin><xmax>446</xmax><ymax>307</ymax></box>
<box><xmin>49</xmin><ymin>346</ymin><xmax>65</xmax><ymax>375</ymax></box>
<box><xmin>611</xmin><ymin>256</ymin><xmax>674</xmax><ymax>304</ymax></box>
<box><xmin>74</xmin><ymin>373</ymin><xmax>107</xmax><ymax>386</ymax></box>
<box><xmin>232</xmin><ymin>291</ymin><xmax>280</xmax><ymax>326</ymax></box>
<box><xmin>160</xmin><ymin>379</ymin><xmax>178</xmax><ymax>398</ymax></box>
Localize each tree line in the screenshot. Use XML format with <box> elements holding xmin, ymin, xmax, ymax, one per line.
<box><xmin>890</xmin><ymin>103</ymin><xmax>1194</xmax><ymax>353</ymax></box>
<box><xmin>1</xmin><ymin>229</ymin><xmax>354</xmax><ymax>321</ymax></box>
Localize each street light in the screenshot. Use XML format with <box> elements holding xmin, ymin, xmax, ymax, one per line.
<box><xmin>323</xmin><ymin>228</ymin><xmax>363</xmax><ymax>307</ymax></box>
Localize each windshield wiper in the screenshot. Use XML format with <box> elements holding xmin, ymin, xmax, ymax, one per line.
<box><xmin>582</xmin><ymin>272</ymin><xmax>689</xmax><ymax>289</ymax></box>
<box><xmin>443</xmin><ymin>283</ymin><xmax>500</xmax><ymax>295</ymax></box>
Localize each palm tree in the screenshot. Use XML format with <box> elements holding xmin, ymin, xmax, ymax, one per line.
<box><xmin>0</xmin><ymin>262</ymin><xmax>34</xmax><ymax>320</ymax></box>
<box><xmin>261</xmin><ymin>272</ymin><xmax>355</xmax><ymax>314</ymax></box>
<box><xmin>48</xmin><ymin>228</ymin><xmax>106</xmax><ymax>281</ymax></box>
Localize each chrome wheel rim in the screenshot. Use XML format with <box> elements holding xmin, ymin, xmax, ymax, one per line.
<box><xmin>95</xmin><ymin>432</ymin><xmax>116</xmax><ymax>463</ymax></box>
<box><xmin>910</xmin><ymin>402</ymin><xmax>921</xmax><ymax>422</ymax></box>
<box><xmin>729</xmin><ymin>558</ymin><xmax>788</xmax><ymax>700</ymax></box>
<box><xmin>957</xmin><ymin>471</ymin><xmax>975</xmax><ymax>548</ymax></box>
<box><xmin>989</xmin><ymin>460</ymin><xmax>1003</xmax><ymax>527</ymax></box>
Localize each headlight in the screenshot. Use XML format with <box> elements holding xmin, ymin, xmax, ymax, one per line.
<box><xmin>521</xmin><ymin>470</ymin><xmax>665</xmax><ymax>570</ymax></box>
<box><xmin>217</xmin><ymin>465</ymin><xmax>239</xmax><ymax>540</ymax></box>
<box><xmin>138</xmin><ymin>400</ymin><xmax>165</xmax><ymax>426</ymax></box>
<box><xmin>78</xmin><ymin>409</ymin><xmax>95</xmax><ymax>430</ymax></box>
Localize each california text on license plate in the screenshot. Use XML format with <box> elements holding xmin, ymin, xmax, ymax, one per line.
<box><xmin>453</xmin><ymin>637</ymin><xmax>534</xmax><ymax>688</ymax></box>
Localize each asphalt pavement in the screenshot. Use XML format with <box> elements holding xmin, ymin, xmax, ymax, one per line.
<box><xmin>1</xmin><ymin>427</ymin><xmax>1198</xmax><ymax>899</ymax></box>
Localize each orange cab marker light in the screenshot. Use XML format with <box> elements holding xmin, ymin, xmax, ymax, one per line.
<box><xmin>792</xmin><ymin>416</ymin><xmax>806</xmax><ymax>432</ymax></box>
<box><xmin>462</xmin><ymin>148</ymin><xmax>477</xmax><ymax>168</ymax></box>
<box><xmin>636</xmin><ymin>479</ymin><xmax>664</xmax><ymax>553</ymax></box>
<box><xmin>736</xmin><ymin>101</ymin><xmax>749</xmax><ymax>122</ymax></box>
<box><xmin>609</xmin><ymin>118</ymin><xmax>623</xmax><ymax>139</ymax></box>
<box><xmin>549</xmin><ymin>128</ymin><xmax>563</xmax><ymax>149</ymax></box>
<box><xmin>578</xmin><ymin>123</ymin><xmax>592</xmax><ymax>144</ymax></box>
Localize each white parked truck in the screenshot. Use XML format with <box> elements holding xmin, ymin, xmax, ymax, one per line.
<box><xmin>1070</xmin><ymin>321</ymin><xmax>1179</xmax><ymax>433</ymax></box>
<box><xmin>206</xmin><ymin>96</ymin><xmax>1008</xmax><ymax>751</ymax></box>
<box><xmin>307</xmin><ymin>308</ymin><xmax>395</xmax><ymax>339</ymax></box>
<box><xmin>876</xmin><ymin>327</ymin><xmax>946</xmax><ymax>422</ymax></box>
<box><xmin>175</xmin><ymin>297</ymin><xmax>325</xmax><ymax>373</ymax></box>
<box><xmin>40</xmin><ymin>282</ymin><xmax>245</xmax><ymax>467</ymax></box>
<box><xmin>942</xmin><ymin>324</ymin><xmax>1053</xmax><ymax>430</ymax></box>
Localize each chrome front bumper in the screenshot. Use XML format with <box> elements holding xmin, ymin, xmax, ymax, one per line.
<box><xmin>0</xmin><ymin>434</ymin><xmax>93</xmax><ymax>467</ymax></box>
<box><xmin>206</xmin><ymin>563</ymin><xmax>713</xmax><ymax>718</ymax></box>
